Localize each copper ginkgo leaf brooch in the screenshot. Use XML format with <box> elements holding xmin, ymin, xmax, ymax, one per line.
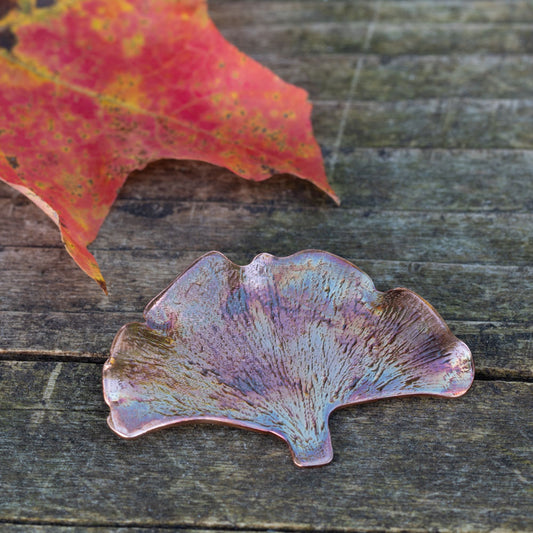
<box><xmin>103</xmin><ymin>250</ymin><xmax>474</xmax><ymax>467</ymax></box>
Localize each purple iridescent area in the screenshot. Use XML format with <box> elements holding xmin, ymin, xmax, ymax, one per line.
<box><xmin>103</xmin><ymin>250</ymin><xmax>474</xmax><ymax>467</ymax></box>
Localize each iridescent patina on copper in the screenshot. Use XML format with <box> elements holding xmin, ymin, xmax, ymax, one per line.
<box><xmin>103</xmin><ymin>251</ymin><xmax>474</xmax><ymax>467</ymax></box>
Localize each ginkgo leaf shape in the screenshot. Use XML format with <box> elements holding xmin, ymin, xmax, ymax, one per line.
<box><xmin>103</xmin><ymin>251</ymin><xmax>474</xmax><ymax>467</ymax></box>
<box><xmin>0</xmin><ymin>0</ymin><xmax>336</xmax><ymax>291</ymax></box>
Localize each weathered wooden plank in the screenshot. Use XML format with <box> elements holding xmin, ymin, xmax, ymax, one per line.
<box><xmin>2</xmin><ymin>248</ymin><xmax>532</xmax><ymax>323</ymax></box>
<box><xmin>0</xmin><ymin>361</ymin><xmax>531</xmax><ymax>531</ymax></box>
<box><xmin>219</xmin><ymin>22</ymin><xmax>533</xmax><ymax>56</ymax></box>
<box><xmin>2</xmin><ymin>150</ymin><xmax>533</xmax><ymax>214</ymax></box>
<box><xmin>2</xmin><ymin>196</ymin><xmax>531</xmax><ymax>265</ymax></box>
<box><xmin>328</xmin><ymin>148</ymin><xmax>533</xmax><ymax>211</ymax></box>
<box><xmin>0</xmin><ymin>311</ymin><xmax>138</xmax><ymax>360</ymax></box>
<box><xmin>210</xmin><ymin>1</ymin><xmax>533</xmax><ymax>26</ymax></box>
<box><xmin>352</xmin><ymin>55</ymin><xmax>533</xmax><ymax>102</ymax></box>
<box><xmin>314</xmin><ymin>99</ymin><xmax>533</xmax><ymax>149</ymax></box>
<box><xmin>255</xmin><ymin>54</ymin><xmax>533</xmax><ymax>101</ymax></box>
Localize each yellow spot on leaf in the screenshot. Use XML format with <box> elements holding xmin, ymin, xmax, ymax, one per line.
<box><xmin>105</xmin><ymin>73</ymin><xmax>146</xmax><ymax>107</ymax></box>
<box><xmin>122</xmin><ymin>33</ymin><xmax>145</xmax><ymax>58</ymax></box>
<box><xmin>296</xmin><ymin>144</ymin><xmax>314</xmax><ymax>158</ymax></box>
<box><xmin>90</xmin><ymin>17</ymin><xmax>107</xmax><ymax>32</ymax></box>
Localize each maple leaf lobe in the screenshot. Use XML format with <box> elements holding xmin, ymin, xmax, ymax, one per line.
<box><xmin>0</xmin><ymin>0</ymin><xmax>336</xmax><ymax>290</ymax></box>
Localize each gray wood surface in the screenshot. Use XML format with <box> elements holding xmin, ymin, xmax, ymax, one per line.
<box><xmin>1</xmin><ymin>1</ymin><xmax>532</xmax><ymax>531</ymax></box>
<box><xmin>0</xmin><ymin>361</ymin><xmax>531</xmax><ymax>531</ymax></box>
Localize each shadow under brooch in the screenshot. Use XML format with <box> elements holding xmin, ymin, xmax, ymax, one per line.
<box><xmin>103</xmin><ymin>250</ymin><xmax>474</xmax><ymax>467</ymax></box>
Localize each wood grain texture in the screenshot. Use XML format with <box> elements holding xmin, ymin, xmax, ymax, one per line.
<box><xmin>2</xmin><ymin>196</ymin><xmax>531</xmax><ymax>264</ymax></box>
<box><xmin>314</xmin><ymin>99</ymin><xmax>533</xmax><ymax>149</ymax></box>
<box><xmin>1</xmin><ymin>0</ymin><xmax>532</xmax><ymax>530</ymax></box>
<box><xmin>0</xmin><ymin>361</ymin><xmax>531</xmax><ymax>531</ymax></box>
<box><xmin>210</xmin><ymin>1</ymin><xmax>533</xmax><ymax>25</ymax></box>
<box><xmin>254</xmin><ymin>55</ymin><xmax>533</xmax><ymax>101</ymax></box>
<box><xmin>218</xmin><ymin>22</ymin><xmax>533</xmax><ymax>56</ymax></box>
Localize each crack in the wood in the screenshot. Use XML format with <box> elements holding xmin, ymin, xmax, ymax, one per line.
<box><xmin>0</xmin><ymin>352</ymin><xmax>107</xmax><ymax>363</ymax></box>
<box><xmin>474</xmin><ymin>372</ymin><xmax>533</xmax><ymax>384</ymax></box>
<box><xmin>0</xmin><ymin>518</ymin><xmax>432</xmax><ymax>532</ymax></box>
<box><xmin>0</xmin><ymin>407</ymin><xmax>108</xmax><ymax>413</ymax></box>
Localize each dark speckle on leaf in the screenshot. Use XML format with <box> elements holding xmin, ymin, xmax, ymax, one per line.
<box><xmin>36</xmin><ymin>0</ymin><xmax>56</xmax><ymax>7</ymax></box>
<box><xmin>0</xmin><ymin>0</ymin><xmax>16</xmax><ymax>20</ymax></box>
<box><xmin>120</xmin><ymin>202</ymin><xmax>173</xmax><ymax>219</ymax></box>
<box><xmin>0</xmin><ymin>26</ymin><xmax>16</xmax><ymax>52</ymax></box>
<box><xmin>6</xmin><ymin>156</ymin><xmax>19</xmax><ymax>169</ymax></box>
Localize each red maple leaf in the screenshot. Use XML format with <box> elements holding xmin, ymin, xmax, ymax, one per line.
<box><xmin>0</xmin><ymin>0</ymin><xmax>336</xmax><ymax>292</ymax></box>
